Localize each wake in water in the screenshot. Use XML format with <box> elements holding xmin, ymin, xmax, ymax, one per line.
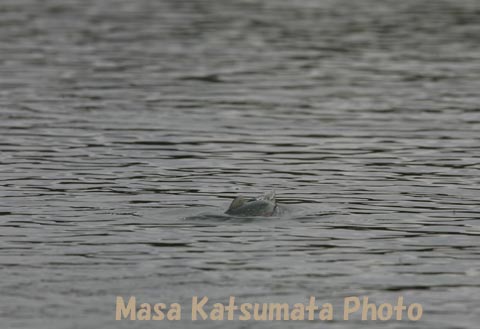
<box><xmin>184</xmin><ymin>191</ymin><xmax>339</xmax><ymax>222</ymax></box>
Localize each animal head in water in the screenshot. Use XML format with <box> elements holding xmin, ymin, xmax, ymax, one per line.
<box><xmin>228</xmin><ymin>196</ymin><xmax>249</xmax><ymax>211</ymax></box>
<box><xmin>226</xmin><ymin>191</ymin><xmax>277</xmax><ymax>216</ymax></box>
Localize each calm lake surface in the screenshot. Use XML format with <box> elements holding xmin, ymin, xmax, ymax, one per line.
<box><xmin>1</xmin><ymin>0</ymin><xmax>479</xmax><ymax>328</ymax></box>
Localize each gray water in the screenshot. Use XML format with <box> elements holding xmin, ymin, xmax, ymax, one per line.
<box><xmin>1</xmin><ymin>0</ymin><xmax>480</xmax><ymax>328</ymax></box>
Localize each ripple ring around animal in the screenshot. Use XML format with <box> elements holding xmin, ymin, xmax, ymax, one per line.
<box><xmin>225</xmin><ymin>190</ymin><xmax>278</xmax><ymax>217</ymax></box>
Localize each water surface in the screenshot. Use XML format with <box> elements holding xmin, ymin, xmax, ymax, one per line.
<box><xmin>1</xmin><ymin>0</ymin><xmax>479</xmax><ymax>328</ymax></box>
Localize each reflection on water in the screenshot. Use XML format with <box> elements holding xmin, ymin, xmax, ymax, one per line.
<box><xmin>1</xmin><ymin>0</ymin><xmax>479</xmax><ymax>328</ymax></box>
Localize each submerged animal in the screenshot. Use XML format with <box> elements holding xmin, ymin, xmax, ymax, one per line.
<box><xmin>225</xmin><ymin>190</ymin><xmax>277</xmax><ymax>217</ymax></box>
